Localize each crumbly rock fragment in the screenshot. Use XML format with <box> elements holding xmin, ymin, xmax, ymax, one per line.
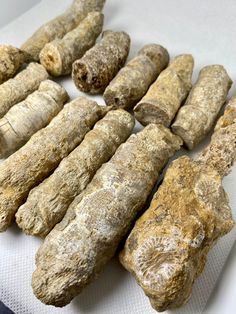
<box><xmin>0</xmin><ymin>80</ymin><xmax>69</xmax><ymax>158</ymax></box>
<box><xmin>120</xmin><ymin>101</ymin><xmax>236</xmax><ymax>312</ymax></box>
<box><xmin>39</xmin><ymin>12</ymin><xmax>104</xmax><ymax>76</ymax></box>
<box><xmin>0</xmin><ymin>63</ymin><xmax>49</xmax><ymax>118</ymax></box>
<box><xmin>103</xmin><ymin>44</ymin><xmax>169</xmax><ymax>109</ymax></box>
<box><xmin>72</xmin><ymin>30</ymin><xmax>130</xmax><ymax>94</ymax></box>
<box><xmin>0</xmin><ymin>97</ymin><xmax>106</xmax><ymax>232</ymax></box>
<box><xmin>197</xmin><ymin>96</ymin><xmax>236</xmax><ymax>177</ymax></box>
<box><xmin>32</xmin><ymin>124</ymin><xmax>182</xmax><ymax>307</ymax></box>
<box><xmin>21</xmin><ymin>0</ymin><xmax>106</xmax><ymax>61</ymax></box>
<box><xmin>172</xmin><ymin>65</ymin><xmax>232</xmax><ymax>149</ymax></box>
<box><xmin>0</xmin><ymin>45</ymin><xmax>32</xmax><ymax>84</ymax></box>
<box><xmin>120</xmin><ymin>156</ymin><xmax>234</xmax><ymax>312</ymax></box>
<box><xmin>16</xmin><ymin>109</ymin><xmax>135</xmax><ymax>237</ymax></box>
<box><xmin>134</xmin><ymin>54</ymin><xmax>194</xmax><ymax>126</ymax></box>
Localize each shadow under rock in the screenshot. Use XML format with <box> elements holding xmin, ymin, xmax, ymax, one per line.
<box><xmin>72</xmin><ymin>257</ymin><xmax>129</xmax><ymax>313</ymax></box>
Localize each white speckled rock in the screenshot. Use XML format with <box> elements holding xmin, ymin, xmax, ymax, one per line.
<box><xmin>21</xmin><ymin>0</ymin><xmax>106</xmax><ymax>61</ymax></box>
<box><xmin>0</xmin><ymin>80</ymin><xmax>69</xmax><ymax>158</ymax></box>
<box><xmin>32</xmin><ymin>124</ymin><xmax>182</xmax><ymax>307</ymax></box>
<box><xmin>72</xmin><ymin>30</ymin><xmax>130</xmax><ymax>94</ymax></box>
<box><xmin>0</xmin><ymin>63</ymin><xmax>48</xmax><ymax>118</ymax></box>
<box><xmin>172</xmin><ymin>65</ymin><xmax>232</xmax><ymax>149</ymax></box>
<box><xmin>0</xmin><ymin>96</ymin><xmax>106</xmax><ymax>232</ymax></box>
<box><xmin>16</xmin><ymin>109</ymin><xmax>134</xmax><ymax>237</ymax></box>
<box><xmin>103</xmin><ymin>44</ymin><xmax>169</xmax><ymax>109</ymax></box>
<box><xmin>40</xmin><ymin>12</ymin><xmax>104</xmax><ymax>76</ymax></box>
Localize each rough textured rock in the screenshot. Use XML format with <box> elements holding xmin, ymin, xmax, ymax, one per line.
<box><xmin>16</xmin><ymin>109</ymin><xmax>135</xmax><ymax>237</ymax></box>
<box><xmin>134</xmin><ymin>54</ymin><xmax>194</xmax><ymax>126</ymax></box>
<box><xmin>0</xmin><ymin>45</ymin><xmax>32</xmax><ymax>84</ymax></box>
<box><xmin>32</xmin><ymin>124</ymin><xmax>182</xmax><ymax>307</ymax></box>
<box><xmin>21</xmin><ymin>0</ymin><xmax>106</xmax><ymax>61</ymax></box>
<box><xmin>0</xmin><ymin>97</ymin><xmax>106</xmax><ymax>232</ymax></box>
<box><xmin>103</xmin><ymin>44</ymin><xmax>169</xmax><ymax>110</ymax></box>
<box><xmin>120</xmin><ymin>156</ymin><xmax>234</xmax><ymax>312</ymax></box>
<box><xmin>0</xmin><ymin>63</ymin><xmax>49</xmax><ymax>118</ymax></box>
<box><xmin>197</xmin><ymin>96</ymin><xmax>236</xmax><ymax>177</ymax></box>
<box><xmin>39</xmin><ymin>12</ymin><xmax>104</xmax><ymax>76</ymax></box>
<box><xmin>120</xmin><ymin>101</ymin><xmax>236</xmax><ymax>312</ymax></box>
<box><xmin>72</xmin><ymin>30</ymin><xmax>130</xmax><ymax>94</ymax></box>
<box><xmin>172</xmin><ymin>65</ymin><xmax>232</xmax><ymax>149</ymax></box>
<box><xmin>0</xmin><ymin>80</ymin><xmax>68</xmax><ymax>158</ymax></box>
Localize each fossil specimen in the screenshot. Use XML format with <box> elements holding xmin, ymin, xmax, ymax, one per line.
<box><xmin>0</xmin><ymin>63</ymin><xmax>48</xmax><ymax>118</ymax></box>
<box><xmin>120</xmin><ymin>100</ymin><xmax>236</xmax><ymax>312</ymax></box>
<box><xmin>16</xmin><ymin>109</ymin><xmax>135</xmax><ymax>237</ymax></box>
<box><xmin>32</xmin><ymin>124</ymin><xmax>182</xmax><ymax>307</ymax></box>
<box><xmin>72</xmin><ymin>30</ymin><xmax>130</xmax><ymax>94</ymax></box>
<box><xmin>0</xmin><ymin>45</ymin><xmax>32</xmax><ymax>84</ymax></box>
<box><xmin>0</xmin><ymin>97</ymin><xmax>107</xmax><ymax>232</ymax></box>
<box><xmin>0</xmin><ymin>80</ymin><xmax>68</xmax><ymax>158</ymax></box>
<box><xmin>172</xmin><ymin>65</ymin><xmax>232</xmax><ymax>149</ymax></box>
<box><xmin>39</xmin><ymin>12</ymin><xmax>104</xmax><ymax>76</ymax></box>
<box><xmin>21</xmin><ymin>0</ymin><xmax>106</xmax><ymax>60</ymax></box>
<box><xmin>103</xmin><ymin>44</ymin><xmax>169</xmax><ymax>110</ymax></box>
<box><xmin>134</xmin><ymin>54</ymin><xmax>194</xmax><ymax>126</ymax></box>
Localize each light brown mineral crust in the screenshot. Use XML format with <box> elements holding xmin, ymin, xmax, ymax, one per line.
<box><xmin>103</xmin><ymin>44</ymin><xmax>169</xmax><ymax>110</ymax></box>
<box><xmin>120</xmin><ymin>156</ymin><xmax>234</xmax><ymax>312</ymax></box>
<box><xmin>197</xmin><ymin>97</ymin><xmax>236</xmax><ymax>177</ymax></box>
<box><xmin>172</xmin><ymin>65</ymin><xmax>232</xmax><ymax>150</ymax></box>
<box><xmin>0</xmin><ymin>63</ymin><xmax>49</xmax><ymax>118</ymax></box>
<box><xmin>72</xmin><ymin>30</ymin><xmax>131</xmax><ymax>94</ymax></box>
<box><xmin>0</xmin><ymin>97</ymin><xmax>106</xmax><ymax>232</ymax></box>
<box><xmin>16</xmin><ymin>109</ymin><xmax>135</xmax><ymax>237</ymax></box>
<box><xmin>21</xmin><ymin>0</ymin><xmax>106</xmax><ymax>61</ymax></box>
<box><xmin>0</xmin><ymin>45</ymin><xmax>32</xmax><ymax>84</ymax></box>
<box><xmin>0</xmin><ymin>80</ymin><xmax>69</xmax><ymax>158</ymax></box>
<box><xmin>39</xmin><ymin>12</ymin><xmax>104</xmax><ymax>76</ymax></box>
<box><xmin>31</xmin><ymin>124</ymin><xmax>182</xmax><ymax>307</ymax></box>
<box><xmin>134</xmin><ymin>54</ymin><xmax>194</xmax><ymax>126</ymax></box>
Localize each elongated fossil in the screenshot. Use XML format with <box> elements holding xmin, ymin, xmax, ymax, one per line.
<box><xmin>0</xmin><ymin>63</ymin><xmax>48</xmax><ymax>118</ymax></box>
<box><xmin>39</xmin><ymin>12</ymin><xmax>104</xmax><ymax>76</ymax></box>
<box><xmin>16</xmin><ymin>109</ymin><xmax>135</xmax><ymax>237</ymax></box>
<box><xmin>72</xmin><ymin>30</ymin><xmax>130</xmax><ymax>94</ymax></box>
<box><xmin>172</xmin><ymin>65</ymin><xmax>232</xmax><ymax>149</ymax></box>
<box><xmin>103</xmin><ymin>44</ymin><xmax>169</xmax><ymax>110</ymax></box>
<box><xmin>21</xmin><ymin>0</ymin><xmax>106</xmax><ymax>60</ymax></box>
<box><xmin>0</xmin><ymin>97</ymin><xmax>107</xmax><ymax>232</ymax></box>
<box><xmin>0</xmin><ymin>45</ymin><xmax>32</xmax><ymax>84</ymax></box>
<box><xmin>0</xmin><ymin>80</ymin><xmax>69</xmax><ymax>158</ymax></box>
<box><xmin>120</xmin><ymin>99</ymin><xmax>236</xmax><ymax>312</ymax></box>
<box><xmin>32</xmin><ymin>124</ymin><xmax>182</xmax><ymax>307</ymax></box>
<box><xmin>134</xmin><ymin>54</ymin><xmax>194</xmax><ymax>126</ymax></box>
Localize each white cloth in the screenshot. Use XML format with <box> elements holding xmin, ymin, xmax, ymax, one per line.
<box><xmin>0</xmin><ymin>1</ymin><xmax>236</xmax><ymax>313</ymax></box>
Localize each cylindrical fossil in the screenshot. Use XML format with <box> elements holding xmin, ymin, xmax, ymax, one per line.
<box><xmin>120</xmin><ymin>103</ymin><xmax>236</xmax><ymax>312</ymax></box>
<box><xmin>103</xmin><ymin>44</ymin><xmax>169</xmax><ymax>110</ymax></box>
<box><xmin>134</xmin><ymin>54</ymin><xmax>194</xmax><ymax>126</ymax></box>
<box><xmin>0</xmin><ymin>45</ymin><xmax>32</xmax><ymax>84</ymax></box>
<box><xmin>0</xmin><ymin>97</ymin><xmax>107</xmax><ymax>232</ymax></box>
<box><xmin>72</xmin><ymin>30</ymin><xmax>130</xmax><ymax>94</ymax></box>
<box><xmin>197</xmin><ymin>96</ymin><xmax>236</xmax><ymax>177</ymax></box>
<box><xmin>39</xmin><ymin>12</ymin><xmax>104</xmax><ymax>76</ymax></box>
<box><xmin>32</xmin><ymin>124</ymin><xmax>182</xmax><ymax>307</ymax></box>
<box><xmin>0</xmin><ymin>80</ymin><xmax>69</xmax><ymax>158</ymax></box>
<box><xmin>172</xmin><ymin>65</ymin><xmax>232</xmax><ymax>150</ymax></box>
<box><xmin>21</xmin><ymin>0</ymin><xmax>106</xmax><ymax>61</ymax></box>
<box><xmin>16</xmin><ymin>109</ymin><xmax>135</xmax><ymax>237</ymax></box>
<box><xmin>0</xmin><ymin>63</ymin><xmax>49</xmax><ymax>118</ymax></box>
